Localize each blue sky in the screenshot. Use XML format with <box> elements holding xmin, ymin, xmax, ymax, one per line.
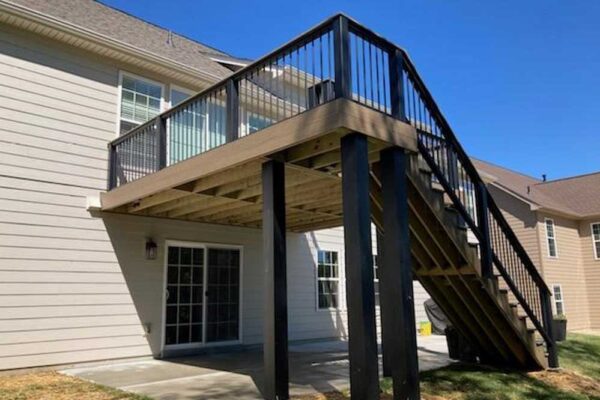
<box><xmin>103</xmin><ymin>0</ymin><xmax>599</xmax><ymax>180</ymax></box>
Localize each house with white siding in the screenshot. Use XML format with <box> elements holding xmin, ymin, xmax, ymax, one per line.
<box><xmin>0</xmin><ymin>1</ymin><xmax>574</xmax><ymax>398</ymax></box>
<box><xmin>0</xmin><ymin>0</ymin><xmax>433</xmax><ymax>371</ymax></box>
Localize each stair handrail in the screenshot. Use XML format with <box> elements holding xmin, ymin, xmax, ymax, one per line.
<box><xmin>390</xmin><ymin>36</ymin><xmax>557</xmax><ymax>364</ymax></box>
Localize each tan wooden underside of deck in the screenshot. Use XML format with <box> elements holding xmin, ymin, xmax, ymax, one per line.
<box><xmin>100</xmin><ymin>99</ymin><xmax>417</xmax><ymax>232</ymax></box>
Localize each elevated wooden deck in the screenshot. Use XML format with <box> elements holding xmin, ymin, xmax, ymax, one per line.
<box><xmin>101</xmin><ymin>99</ymin><xmax>417</xmax><ymax>232</ymax></box>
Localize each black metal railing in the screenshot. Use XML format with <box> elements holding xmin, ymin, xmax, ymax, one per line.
<box><xmin>397</xmin><ymin>33</ymin><xmax>558</xmax><ymax>367</ymax></box>
<box><xmin>107</xmin><ymin>13</ymin><xmax>557</xmax><ymax>367</ymax></box>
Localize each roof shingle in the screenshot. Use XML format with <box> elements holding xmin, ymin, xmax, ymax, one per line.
<box><xmin>474</xmin><ymin>158</ymin><xmax>600</xmax><ymax>218</ymax></box>
<box><xmin>8</xmin><ymin>0</ymin><xmax>235</xmax><ymax>80</ymax></box>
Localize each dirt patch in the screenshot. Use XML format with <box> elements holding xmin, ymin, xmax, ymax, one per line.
<box><xmin>0</xmin><ymin>371</ymin><xmax>148</xmax><ymax>400</ymax></box>
<box><xmin>530</xmin><ymin>369</ymin><xmax>600</xmax><ymax>397</ymax></box>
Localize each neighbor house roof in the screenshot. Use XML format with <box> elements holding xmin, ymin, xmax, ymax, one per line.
<box><xmin>473</xmin><ymin>158</ymin><xmax>600</xmax><ymax>218</ymax></box>
<box><xmin>1</xmin><ymin>0</ymin><xmax>237</xmax><ymax>84</ymax></box>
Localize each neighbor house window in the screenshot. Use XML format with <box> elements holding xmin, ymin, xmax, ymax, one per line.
<box><xmin>317</xmin><ymin>250</ymin><xmax>340</xmax><ymax>309</ymax></box>
<box><xmin>552</xmin><ymin>284</ymin><xmax>565</xmax><ymax>316</ymax></box>
<box><xmin>119</xmin><ymin>73</ymin><xmax>163</xmax><ymax>135</ymax></box>
<box><xmin>592</xmin><ymin>223</ymin><xmax>600</xmax><ymax>260</ymax></box>
<box><xmin>545</xmin><ymin>218</ymin><xmax>558</xmax><ymax>258</ymax></box>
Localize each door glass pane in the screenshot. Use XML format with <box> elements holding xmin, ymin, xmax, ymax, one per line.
<box><xmin>206</xmin><ymin>248</ymin><xmax>240</xmax><ymax>342</ymax></box>
<box><xmin>164</xmin><ymin>246</ymin><xmax>204</xmax><ymax>346</ymax></box>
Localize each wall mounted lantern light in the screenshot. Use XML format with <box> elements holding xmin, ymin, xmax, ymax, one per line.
<box><xmin>145</xmin><ymin>238</ymin><xmax>157</xmax><ymax>260</ymax></box>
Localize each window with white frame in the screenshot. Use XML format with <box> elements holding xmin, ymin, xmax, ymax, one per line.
<box><xmin>119</xmin><ymin>74</ymin><xmax>163</xmax><ymax>135</ymax></box>
<box><xmin>592</xmin><ymin>223</ymin><xmax>600</xmax><ymax>260</ymax></box>
<box><xmin>317</xmin><ymin>250</ymin><xmax>340</xmax><ymax>309</ymax></box>
<box><xmin>545</xmin><ymin>218</ymin><xmax>558</xmax><ymax>258</ymax></box>
<box><xmin>552</xmin><ymin>284</ymin><xmax>565</xmax><ymax>316</ymax></box>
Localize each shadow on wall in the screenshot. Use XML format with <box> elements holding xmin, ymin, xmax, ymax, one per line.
<box><xmin>98</xmin><ymin>211</ymin><xmax>351</xmax><ymax>360</ymax></box>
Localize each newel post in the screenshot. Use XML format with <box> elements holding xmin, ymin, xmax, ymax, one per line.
<box><xmin>156</xmin><ymin>116</ymin><xmax>167</xmax><ymax>170</ymax></box>
<box><xmin>226</xmin><ymin>79</ymin><xmax>239</xmax><ymax>143</ymax></box>
<box><xmin>107</xmin><ymin>143</ymin><xmax>117</xmax><ymax>190</ymax></box>
<box><xmin>476</xmin><ymin>182</ymin><xmax>493</xmax><ymax>280</ymax></box>
<box><xmin>388</xmin><ymin>48</ymin><xmax>406</xmax><ymax>121</ymax></box>
<box><xmin>541</xmin><ymin>287</ymin><xmax>559</xmax><ymax>368</ymax></box>
<box><xmin>333</xmin><ymin>15</ymin><xmax>351</xmax><ymax>100</ymax></box>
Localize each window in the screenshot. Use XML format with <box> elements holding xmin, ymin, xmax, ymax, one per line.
<box><xmin>545</xmin><ymin>218</ymin><xmax>558</xmax><ymax>258</ymax></box>
<box><xmin>373</xmin><ymin>254</ymin><xmax>380</xmax><ymax>306</ymax></box>
<box><xmin>246</xmin><ymin>113</ymin><xmax>273</xmax><ymax>135</ymax></box>
<box><xmin>317</xmin><ymin>250</ymin><xmax>340</xmax><ymax>309</ymax></box>
<box><xmin>170</xmin><ymin>88</ymin><xmax>192</xmax><ymax>107</ymax></box>
<box><xmin>119</xmin><ymin>74</ymin><xmax>163</xmax><ymax>135</ymax></box>
<box><xmin>592</xmin><ymin>223</ymin><xmax>600</xmax><ymax>260</ymax></box>
<box><xmin>552</xmin><ymin>284</ymin><xmax>565</xmax><ymax>316</ymax></box>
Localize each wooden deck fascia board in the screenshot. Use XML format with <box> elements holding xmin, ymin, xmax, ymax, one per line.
<box><xmin>101</xmin><ymin>98</ymin><xmax>417</xmax><ymax>211</ymax></box>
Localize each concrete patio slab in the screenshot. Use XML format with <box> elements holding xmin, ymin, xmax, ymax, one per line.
<box><xmin>61</xmin><ymin>335</ymin><xmax>451</xmax><ymax>400</ymax></box>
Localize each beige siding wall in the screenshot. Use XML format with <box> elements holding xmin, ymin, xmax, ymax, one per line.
<box><xmin>579</xmin><ymin>220</ymin><xmax>600</xmax><ymax>329</ymax></box>
<box><xmin>0</xmin><ymin>25</ymin><xmax>429</xmax><ymax>370</ymax></box>
<box><xmin>0</xmin><ymin>24</ymin><xmax>149</xmax><ymax>370</ymax></box>
<box><xmin>536</xmin><ymin>213</ymin><xmax>590</xmax><ymax>330</ymax></box>
<box><xmin>488</xmin><ymin>185</ymin><xmax>542</xmax><ymax>269</ymax></box>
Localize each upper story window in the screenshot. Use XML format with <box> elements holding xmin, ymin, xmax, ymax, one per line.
<box><xmin>119</xmin><ymin>74</ymin><xmax>164</xmax><ymax>135</ymax></box>
<box><xmin>552</xmin><ymin>284</ymin><xmax>565</xmax><ymax>316</ymax></box>
<box><xmin>317</xmin><ymin>250</ymin><xmax>340</xmax><ymax>310</ymax></box>
<box><xmin>545</xmin><ymin>218</ymin><xmax>558</xmax><ymax>258</ymax></box>
<box><xmin>592</xmin><ymin>223</ymin><xmax>600</xmax><ymax>260</ymax></box>
<box><xmin>170</xmin><ymin>87</ymin><xmax>193</xmax><ymax>107</ymax></box>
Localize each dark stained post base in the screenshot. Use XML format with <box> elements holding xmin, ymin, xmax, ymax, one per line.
<box><xmin>262</xmin><ymin>159</ymin><xmax>289</xmax><ymax>400</ymax></box>
<box><xmin>380</xmin><ymin>147</ymin><xmax>421</xmax><ymax>400</ymax></box>
<box><xmin>341</xmin><ymin>133</ymin><xmax>380</xmax><ymax>400</ymax></box>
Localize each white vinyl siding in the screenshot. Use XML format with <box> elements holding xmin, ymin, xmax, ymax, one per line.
<box><xmin>545</xmin><ymin>218</ymin><xmax>558</xmax><ymax>258</ymax></box>
<box><xmin>592</xmin><ymin>223</ymin><xmax>600</xmax><ymax>260</ymax></box>
<box><xmin>552</xmin><ymin>284</ymin><xmax>565</xmax><ymax>316</ymax></box>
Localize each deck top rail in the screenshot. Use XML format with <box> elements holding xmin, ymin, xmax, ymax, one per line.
<box><xmin>106</xmin><ymin>14</ymin><xmax>556</xmax><ymax>365</ymax></box>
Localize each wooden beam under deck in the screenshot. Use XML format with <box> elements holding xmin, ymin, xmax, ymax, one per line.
<box><xmin>101</xmin><ymin>98</ymin><xmax>417</xmax><ymax>232</ymax></box>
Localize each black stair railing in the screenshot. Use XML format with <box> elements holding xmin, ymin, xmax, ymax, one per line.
<box><xmin>396</xmin><ymin>34</ymin><xmax>558</xmax><ymax>368</ymax></box>
<box><xmin>107</xmin><ymin>14</ymin><xmax>557</xmax><ymax>367</ymax></box>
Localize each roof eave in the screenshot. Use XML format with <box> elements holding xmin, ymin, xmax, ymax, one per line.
<box><xmin>0</xmin><ymin>0</ymin><xmax>223</xmax><ymax>87</ymax></box>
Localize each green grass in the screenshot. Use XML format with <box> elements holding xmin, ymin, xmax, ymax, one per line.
<box><xmin>558</xmin><ymin>333</ymin><xmax>600</xmax><ymax>380</ymax></box>
<box><xmin>378</xmin><ymin>333</ymin><xmax>600</xmax><ymax>400</ymax></box>
<box><xmin>417</xmin><ymin>364</ymin><xmax>599</xmax><ymax>400</ymax></box>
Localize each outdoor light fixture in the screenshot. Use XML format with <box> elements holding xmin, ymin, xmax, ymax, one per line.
<box><xmin>145</xmin><ymin>238</ymin><xmax>157</xmax><ymax>260</ymax></box>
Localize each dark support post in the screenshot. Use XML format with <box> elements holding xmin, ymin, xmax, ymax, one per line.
<box><xmin>107</xmin><ymin>144</ymin><xmax>117</xmax><ymax>190</ymax></box>
<box><xmin>226</xmin><ymin>79</ymin><xmax>239</xmax><ymax>143</ymax></box>
<box><xmin>541</xmin><ymin>288</ymin><xmax>559</xmax><ymax>368</ymax></box>
<box><xmin>341</xmin><ymin>133</ymin><xmax>379</xmax><ymax>400</ymax></box>
<box><xmin>377</xmin><ymin>230</ymin><xmax>393</xmax><ymax>378</ymax></box>
<box><xmin>476</xmin><ymin>182</ymin><xmax>493</xmax><ymax>280</ymax></box>
<box><xmin>156</xmin><ymin>116</ymin><xmax>167</xmax><ymax>170</ymax></box>
<box><xmin>388</xmin><ymin>48</ymin><xmax>406</xmax><ymax>121</ymax></box>
<box><xmin>333</xmin><ymin>15</ymin><xmax>351</xmax><ymax>99</ymax></box>
<box><xmin>262</xmin><ymin>160</ymin><xmax>289</xmax><ymax>400</ymax></box>
<box><xmin>380</xmin><ymin>147</ymin><xmax>420</xmax><ymax>400</ymax></box>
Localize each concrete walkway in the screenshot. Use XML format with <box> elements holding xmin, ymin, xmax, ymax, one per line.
<box><xmin>62</xmin><ymin>336</ymin><xmax>451</xmax><ymax>400</ymax></box>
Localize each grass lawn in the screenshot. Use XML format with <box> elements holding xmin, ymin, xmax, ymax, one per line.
<box><xmin>295</xmin><ymin>333</ymin><xmax>600</xmax><ymax>400</ymax></box>
<box><xmin>0</xmin><ymin>371</ymin><xmax>152</xmax><ymax>400</ymax></box>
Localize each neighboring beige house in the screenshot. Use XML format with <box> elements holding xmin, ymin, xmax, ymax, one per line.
<box><xmin>474</xmin><ymin>159</ymin><xmax>600</xmax><ymax>331</ymax></box>
<box><xmin>0</xmin><ymin>0</ymin><xmax>432</xmax><ymax>371</ymax></box>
